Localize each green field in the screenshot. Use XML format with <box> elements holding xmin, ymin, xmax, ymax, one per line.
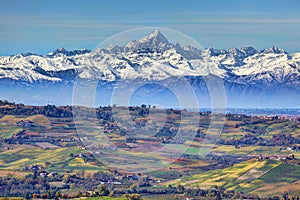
<box><xmin>165</xmin><ymin>159</ymin><xmax>300</xmax><ymax>197</ymax></box>
<box><xmin>258</xmin><ymin>163</ymin><xmax>300</xmax><ymax>183</ymax></box>
<box><xmin>0</xmin><ymin>108</ymin><xmax>299</xmax><ymax>198</ymax></box>
<box><xmin>0</xmin><ymin>147</ymin><xmax>103</xmax><ymax>172</ymax></box>
<box><xmin>0</xmin><ymin>125</ymin><xmax>22</xmax><ymax>139</ymax></box>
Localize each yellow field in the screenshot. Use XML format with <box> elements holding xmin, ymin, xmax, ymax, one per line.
<box><xmin>0</xmin><ymin>114</ymin><xmax>50</xmax><ymax>126</ymax></box>
<box><xmin>69</xmin><ymin>157</ymin><xmax>85</xmax><ymax>166</ymax></box>
<box><xmin>250</xmin><ymin>180</ymin><xmax>300</xmax><ymax>197</ymax></box>
<box><xmin>0</xmin><ymin>169</ymin><xmax>29</xmax><ymax>179</ymax></box>
<box><xmin>165</xmin><ymin>159</ymin><xmax>280</xmax><ymax>189</ymax></box>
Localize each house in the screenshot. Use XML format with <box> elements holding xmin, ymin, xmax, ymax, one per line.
<box><xmin>16</xmin><ymin>120</ymin><xmax>36</xmax><ymax>127</ymax></box>
<box><xmin>39</xmin><ymin>170</ymin><xmax>49</xmax><ymax>178</ymax></box>
<box><xmin>286</xmin><ymin>146</ymin><xmax>295</xmax><ymax>151</ymax></box>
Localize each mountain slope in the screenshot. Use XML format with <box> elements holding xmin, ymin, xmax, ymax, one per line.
<box><xmin>0</xmin><ymin>31</ymin><xmax>299</xmax><ymax>85</ymax></box>
<box><xmin>0</xmin><ymin>30</ymin><xmax>300</xmax><ymax>107</ymax></box>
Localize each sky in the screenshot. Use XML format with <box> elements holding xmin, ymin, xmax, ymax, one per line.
<box><xmin>0</xmin><ymin>0</ymin><xmax>300</xmax><ymax>55</ymax></box>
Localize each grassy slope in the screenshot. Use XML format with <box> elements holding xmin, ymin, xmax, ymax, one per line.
<box><xmin>0</xmin><ymin>114</ymin><xmax>50</xmax><ymax>139</ymax></box>
<box><xmin>0</xmin><ymin>147</ymin><xmax>104</xmax><ymax>172</ymax></box>
<box><xmin>165</xmin><ymin>159</ymin><xmax>300</xmax><ymax>197</ymax></box>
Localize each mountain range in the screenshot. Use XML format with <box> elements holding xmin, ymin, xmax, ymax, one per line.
<box><xmin>0</xmin><ymin>30</ymin><xmax>299</xmax><ymax>108</ymax></box>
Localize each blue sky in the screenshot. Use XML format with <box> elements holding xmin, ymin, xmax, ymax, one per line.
<box><xmin>0</xmin><ymin>0</ymin><xmax>300</xmax><ymax>55</ymax></box>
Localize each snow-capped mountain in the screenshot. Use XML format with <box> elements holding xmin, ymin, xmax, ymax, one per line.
<box><xmin>0</xmin><ymin>30</ymin><xmax>300</xmax><ymax>107</ymax></box>
<box><xmin>1</xmin><ymin>30</ymin><xmax>299</xmax><ymax>86</ymax></box>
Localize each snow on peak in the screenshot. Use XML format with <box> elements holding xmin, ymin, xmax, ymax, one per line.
<box><xmin>140</xmin><ymin>30</ymin><xmax>170</xmax><ymax>44</ymax></box>
<box><xmin>240</xmin><ymin>46</ymin><xmax>258</xmax><ymax>57</ymax></box>
<box><xmin>48</xmin><ymin>48</ymin><xmax>91</xmax><ymax>57</ymax></box>
<box><xmin>228</xmin><ymin>48</ymin><xmax>244</xmax><ymax>59</ymax></box>
<box><xmin>202</xmin><ymin>47</ymin><xmax>226</xmax><ymax>57</ymax></box>
<box><xmin>262</xmin><ymin>46</ymin><xmax>286</xmax><ymax>54</ymax></box>
<box><xmin>125</xmin><ymin>30</ymin><xmax>173</xmax><ymax>53</ymax></box>
<box><xmin>227</xmin><ymin>46</ymin><xmax>259</xmax><ymax>60</ymax></box>
<box><xmin>0</xmin><ymin>31</ymin><xmax>299</xmax><ymax>86</ymax></box>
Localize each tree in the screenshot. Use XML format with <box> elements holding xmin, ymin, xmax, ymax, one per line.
<box><xmin>76</xmin><ymin>191</ymin><xmax>83</xmax><ymax>198</ymax></box>
<box><xmin>177</xmin><ymin>185</ymin><xmax>185</xmax><ymax>194</ymax></box>
<box><xmin>32</xmin><ymin>193</ymin><xmax>37</xmax><ymax>199</ymax></box>
<box><xmin>98</xmin><ymin>184</ymin><xmax>109</xmax><ymax>196</ymax></box>
<box><xmin>55</xmin><ymin>191</ymin><xmax>61</xmax><ymax>198</ymax></box>
<box><xmin>63</xmin><ymin>174</ymin><xmax>70</xmax><ymax>182</ymax></box>
<box><xmin>109</xmin><ymin>190</ymin><xmax>115</xmax><ymax>197</ymax></box>
<box><xmin>282</xmin><ymin>192</ymin><xmax>289</xmax><ymax>200</ymax></box>
<box><xmin>122</xmin><ymin>194</ymin><xmax>142</xmax><ymax>200</ymax></box>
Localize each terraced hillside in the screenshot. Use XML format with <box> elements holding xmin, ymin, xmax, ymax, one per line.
<box><xmin>166</xmin><ymin>159</ymin><xmax>300</xmax><ymax>197</ymax></box>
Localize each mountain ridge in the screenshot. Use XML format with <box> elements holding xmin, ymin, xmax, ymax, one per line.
<box><xmin>0</xmin><ymin>31</ymin><xmax>300</xmax><ymax>107</ymax></box>
<box><xmin>0</xmin><ymin>31</ymin><xmax>299</xmax><ymax>87</ymax></box>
